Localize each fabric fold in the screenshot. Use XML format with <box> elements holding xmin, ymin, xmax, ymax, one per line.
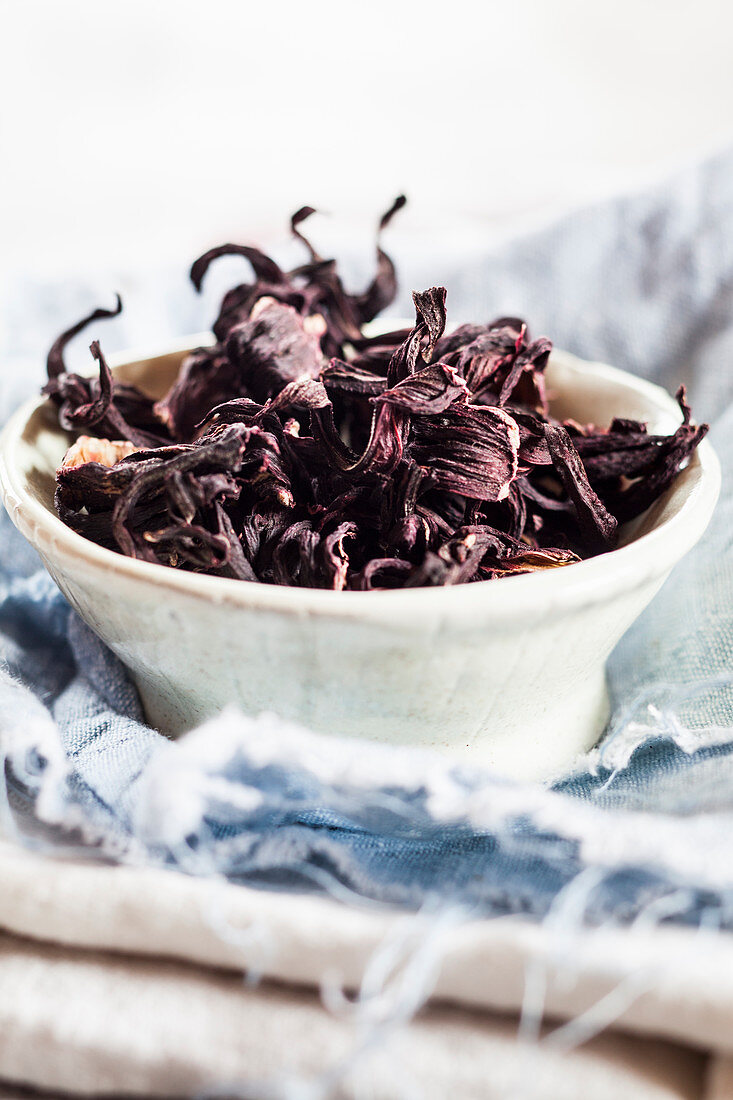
<box><xmin>0</xmin><ymin>921</ymin><xmax>708</xmax><ymax>1100</ymax></box>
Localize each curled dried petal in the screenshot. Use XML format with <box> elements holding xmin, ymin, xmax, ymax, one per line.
<box><xmin>387</xmin><ymin>287</ymin><xmax>447</xmax><ymax>386</ymax></box>
<box><xmin>290</xmin><ymin>206</ymin><xmax>321</xmax><ymax>263</ymax></box>
<box><xmin>322</xmin><ymin>360</ymin><xmax>389</xmax><ymax>398</ymax></box>
<box><xmin>351</xmin><ymin>558</ymin><xmax>413</xmax><ymax>591</ymax></box>
<box><xmin>190</xmin><ymin>244</ymin><xmax>284</xmax><ymax>293</ymax></box>
<box><xmin>490</xmin><ymin>547</ymin><xmax>580</xmax><ymax>576</ymax></box>
<box><xmin>544</xmin><ymin>424</ymin><xmax>618</xmax><ymax>550</ymax></box>
<box><xmin>226</xmin><ymin>300</ymin><xmax>324</xmax><ymax>403</ymax></box>
<box><xmin>46</xmin><ymin>295</ymin><xmax>122</xmax><ymax>380</ymax></box>
<box><xmin>373</xmin><ymin>362</ymin><xmax>468</xmax><ymax>415</ymax></box>
<box><xmin>354</xmin><ymin>194</ymin><xmax>407</xmax><ymax>324</ymax></box>
<box><xmin>411</xmin><ymin>405</ymin><xmax>520</xmax><ymax>502</ymax></box>
<box><xmin>47</xmin><ymin>223</ymin><xmax>707</xmax><ymax>592</ymax></box>
<box><xmin>155</xmin><ymin>346</ymin><xmax>241</xmax><ymax>440</ymax></box>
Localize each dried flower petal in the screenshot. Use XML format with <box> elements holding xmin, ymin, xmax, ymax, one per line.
<box><xmin>544</xmin><ymin>423</ymin><xmax>618</xmax><ymax>550</ymax></box>
<box><xmin>374</xmin><ymin>362</ymin><xmax>468</xmax><ymax>415</ymax></box>
<box><xmin>46</xmin><ymin>209</ymin><xmax>708</xmax><ymax>589</ymax></box>
<box><xmin>46</xmin><ymin>294</ymin><xmax>122</xmax><ymax>380</ymax></box>
<box><xmin>322</xmin><ymin>360</ymin><xmax>389</xmax><ymax>398</ymax></box>
<box><xmin>154</xmin><ymin>346</ymin><xmax>241</xmax><ymax>440</ymax></box>
<box><xmin>226</xmin><ymin>300</ymin><xmax>324</xmax><ymax>403</ymax></box>
<box><xmin>411</xmin><ymin>405</ymin><xmax>520</xmax><ymax>502</ymax></box>
<box><xmin>61</xmin><ymin>436</ymin><xmax>138</xmax><ymax>469</ymax></box>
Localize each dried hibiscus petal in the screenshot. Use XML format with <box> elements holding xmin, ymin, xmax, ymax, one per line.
<box><xmin>61</xmin><ymin>435</ymin><xmax>138</xmax><ymax>469</ymax></box>
<box><xmin>490</xmin><ymin>547</ymin><xmax>581</xmax><ymax>576</ymax></box>
<box><xmin>226</xmin><ymin>299</ymin><xmax>324</xmax><ymax>403</ymax></box>
<box><xmin>544</xmin><ymin>423</ymin><xmax>618</xmax><ymax>550</ymax></box>
<box><xmin>351</xmin><ymin>557</ymin><xmax>414</xmax><ymax>590</ymax></box>
<box><xmin>46</xmin><ymin>294</ymin><xmax>122</xmax><ymax>380</ymax></box>
<box><xmin>373</xmin><ymin>362</ymin><xmax>468</xmax><ymax>415</ymax></box>
<box><xmin>387</xmin><ymin>287</ymin><xmax>447</xmax><ymax>386</ymax></box>
<box><xmin>44</xmin><ymin>299</ymin><xmax>166</xmax><ymax>449</ymax></box>
<box><xmin>353</xmin><ymin>194</ymin><xmax>407</xmax><ymax>325</ymax></box>
<box><xmin>322</xmin><ymin>360</ymin><xmax>389</xmax><ymax>398</ymax></box>
<box><xmin>411</xmin><ymin>405</ymin><xmax>520</xmax><ymax>502</ymax></box>
<box><xmin>154</xmin><ymin>346</ymin><xmax>241</xmax><ymax>440</ymax></box>
<box><xmin>320</xmin><ymin>521</ymin><xmax>358</xmax><ymax>591</ymax></box>
<box><xmin>603</xmin><ymin>389</ymin><xmax>708</xmax><ymax>522</ymax></box>
<box><xmin>46</xmin><ymin>207</ymin><xmax>708</xmax><ymax>590</ymax></box>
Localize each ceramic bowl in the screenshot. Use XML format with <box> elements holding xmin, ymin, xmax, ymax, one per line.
<box><xmin>0</xmin><ymin>335</ymin><xmax>721</xmax><ymax>781</ymax></box>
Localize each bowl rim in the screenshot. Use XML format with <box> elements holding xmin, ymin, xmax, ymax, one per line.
<box><xmin>0</xmin><ymin>338</ymin><xmax>721</xmax><ymax>623</ymax></box>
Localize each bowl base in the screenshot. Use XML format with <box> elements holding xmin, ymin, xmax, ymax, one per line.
<box><xmin>133</xmin><ymin>666</ymin><xmax>610</xmax><ymax>786</ymax></box>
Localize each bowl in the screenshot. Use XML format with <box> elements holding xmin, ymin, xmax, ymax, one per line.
<box><xmin>0</xmin><ymin>334</ymin><xmax>721</xmax><ymax>781</ymax></box>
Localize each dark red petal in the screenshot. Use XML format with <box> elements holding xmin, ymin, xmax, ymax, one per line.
<box><xmin>544</xmin><ymin>423</ymin><xmax>618</xmax><ymax>550</ymax></box>
<box><xmin>373</xmin><ymin>362</ymin><xmax>468</xmax><ymax>415</ymax></box>
<box><xmin>189</xmin><ymin>244</ymin><xmax>284</xmax><ymax>293</ymax></box>
<box><xmin>46</xmin><ymin>295</ymin><xmax>122</xmax><ymax>380</ymax></box>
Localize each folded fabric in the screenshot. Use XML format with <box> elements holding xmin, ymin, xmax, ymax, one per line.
<box><xmin>2</xmin><ymin>840</ymin><xmax>733</xmax><ymax>1059</ymax></box>
<box><xmin>0</xmin><ymin>845</ymin><xmax>712</xmax><ymax>1099</ymax></box>
<box><xmin>2</xmin><ymin>929</ymin><xmax>711</xmax><ymax>1100</ymax></box>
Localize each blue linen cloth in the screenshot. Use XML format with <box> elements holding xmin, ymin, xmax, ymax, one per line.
<box><xmin>3</xmin><ymin>150</ymin><xmax>733</xmax><ymax>930</ymax></box>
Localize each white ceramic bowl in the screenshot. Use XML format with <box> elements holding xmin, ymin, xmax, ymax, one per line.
<box><xmin>0</xmin><ymin>335</ymin><xmax>721</xmax><ymax>781</ymax></box>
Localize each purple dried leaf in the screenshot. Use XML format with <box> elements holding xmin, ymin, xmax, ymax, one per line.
<box><xmin>544</xmin><ymin>423</ymin><xmax>618</xmax><ymax>550</ymax></box>
<box><xmin>210</xmin><ymin>283</ymin><xmax>307</xmax><ymax>344</ymax></box>
<box><xmin>387</xmin><ymin>287</ymin><xmax>447</xmax><ymax>387</ymax></box>
<box><xmin>512</xmin><ymin>411</ymin><xmax>553</xmax><ymax>466</ymax></box>
<box><xmin>320</xmin><ymin>521</ymin><xmax>357</xmax><ymax>591</ymax></box>
<box><xmin>411</xmin><ymin>405</ymin><xmax>520</xmax><ymax>502</ymax></box>
<box><xmin>517</xmin><ymin>477</ymin><xmax>575</xmax><ymax>514</ymax></box>
<box><xmin>383</xmin><ymin>514</ymin><xmax>428</xmax><ymax>558</ymax></box>
<box><xmin>348</xmin><ymin>329</ymin><xmax>413</xmax><ymax>377</ymax></box>
<box><xmin>322</xmin><ymin>359</ymin><xmax>389</xmax><ymax>398</ymax></box>
<box><xmin>497</xmin><ymin>336</ymin><xmax>552</xmax><ymax>410</ymax></box>
<box><xmin>437</xmin><ymin>320</ymin><xmax>521</xmax><ymax>395</ymax></box>
<box><xmin>404</xmin><ymin>527</ymin><xmax>499</xmax><ymax>587</ymax></box>
<box><xmin>46</xmin><ymin>295</ymin><xmax>122</xmax><ymax>380</ymax></box>
<box><xmin>351</xmin><ymin>557</ymin><xmax>413</xmax><ymax>591</ymax></box>
<box><xmin>290</xmin><ymin>206</ymin><xmax>322</xmax><ymax>263</ymax></box>
<box><xmin>212</xmin><ymin>504</ymin><xmax>258</xmax><ymax>582</ymax></box>
<box><xmin>373</xmin><ymin>361</ymin><xmax>468</xmax><ymax>415</ymax></box>
<box><xmin>353</xmin><ymin>194</ymin><xmax>407</xmax><ymax>324</ymax></box>
<box><xmin>489</xmin><ymin>547</ymin><xmax>581</xmax><ymax>576</ymax></box>
<box><xmin>266</xmin><ymin>377</ymin><xmax>331</xmax><ymax>415</ymax></box>
<box><xmin>62</xmin><ymin>339</ymin><xmax>114</xmax><ymax>426</ymax></box>
<box><xmin>190</xmin><ymin>243</ymin><xmax>284</xmax><ymax>293</ymax></box>
<box><xmin>110</xmin><ymin>426</ymin><xmax>250</xmax><ymax>560</ymax></box>
<box><xmin>226</xmin><ymin>299</ymin><xmax>324</xmax><ymax>403</ymax></box>
<box><xmin>48</xmin><ymin>341</ymin><xmax>163</xmax><ymax>449</ymax></box>
<box><xmin>270</xmin><ymin>519</ymin><xmax>321</xmax><ymax>587</ymax></box>
<box><xmin>155</xmin><ymin>345</ymin><xmax>242</xmax><ymax>440</ymax></box>
<box><xmin>609</xmin><ymin>428</ymin><xmax>708</xmax><ymax>522</ymax></box>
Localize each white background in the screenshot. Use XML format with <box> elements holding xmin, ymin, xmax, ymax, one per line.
<box><xmin>1</xmin><ymin>0</ymin><xmax>733</xmax><ymax>296</ymax></box>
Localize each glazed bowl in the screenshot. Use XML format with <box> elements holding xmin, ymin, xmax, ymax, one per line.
<box><xmin>0</xmin><ymin>335</ymin><xmax>721</xmax><ymax>781</ymax></box>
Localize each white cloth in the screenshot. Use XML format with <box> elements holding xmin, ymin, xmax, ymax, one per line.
<box><xmin>0</xmin><ymin>841</ymin><xmax>727</xmax><ymax>1098</ymax></box>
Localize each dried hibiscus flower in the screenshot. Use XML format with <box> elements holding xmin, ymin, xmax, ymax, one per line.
<box><xmin>45</xmin><ymin>200</ymin><xmax>708</xmax><ymax>590</ymax></box>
